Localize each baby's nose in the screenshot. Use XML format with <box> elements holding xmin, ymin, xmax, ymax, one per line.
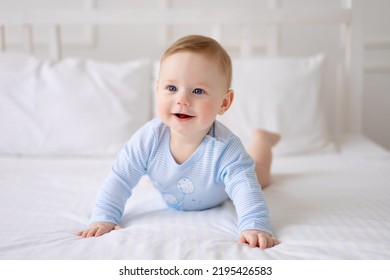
<box><xmin>176</xmin><ymin>91</ymin><xmax>190</xmax><ymax>106</ymax></box>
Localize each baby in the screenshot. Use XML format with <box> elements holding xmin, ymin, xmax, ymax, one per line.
<box><xmin>78</xmin><ymin>35</ymin><xmax>279</xmax><ymax>249</ymax></box>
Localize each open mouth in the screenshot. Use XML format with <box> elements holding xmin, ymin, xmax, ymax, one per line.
<box><xmin>175</xmin><ymin>113</ymin><xmax>193</xmax><ymax>119</ymax></box>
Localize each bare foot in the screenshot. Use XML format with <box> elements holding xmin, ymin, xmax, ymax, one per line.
<box><xmin>247</xmin><ymin>129</ymin><xmax>280</xmax><ymax>189</ymax></box>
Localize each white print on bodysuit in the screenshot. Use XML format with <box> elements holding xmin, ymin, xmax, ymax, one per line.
<box><xmin>154</xmin><ymin>178</ymin><xmax>196</xmax><ymax>209</ymax></box>
<box><xmin>162</xmin><ymin>193</ymin><xmax>178</xmax><ymax>205</ymax></box>
<box><xmin>177</xmin><ymin>178</ymin><xmax>195</xmax><ymax>194</ymax></box>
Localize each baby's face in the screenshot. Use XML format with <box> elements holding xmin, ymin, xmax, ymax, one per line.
<box><xmin>156</xmin><ymin>51</ymin><xmax>232</xmax><ymax>140</ymax></box>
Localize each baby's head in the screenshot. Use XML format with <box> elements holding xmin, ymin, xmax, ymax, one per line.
<box><xmin>157</xmin><ymin>35</ymin><xmax>234</xmax><ymax>139</ymax></box>
<box><xmin>160</xmin><ymin>35</ymin><xmax>232</xmax><ymax>91</ymax></box>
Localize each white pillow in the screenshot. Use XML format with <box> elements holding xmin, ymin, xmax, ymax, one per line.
<box><xmin>218</xmin><ymin>54</ymin><xmax>335</xmax><ymax>155</ymax></box>
<box><xmin>0</xmin><ymin>53</ymin><xmax>151</xmax><ymax>156</ymax></box>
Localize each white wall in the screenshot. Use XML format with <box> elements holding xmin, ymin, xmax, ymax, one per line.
<box><xmin>1</xmin><ymin>0</ymin><xmax>389</xmax><ymax>150</ymax></box>
<box><xmin>359</xmin><ymin>0</ymin><xmax>390</xmax><ymax>150</ymax></box>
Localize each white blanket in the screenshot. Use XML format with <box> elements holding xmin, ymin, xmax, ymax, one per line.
<box><xmin>0</xmin><ymin>134</ymin><xmax>389</xmax><ymax>259</ymax></box>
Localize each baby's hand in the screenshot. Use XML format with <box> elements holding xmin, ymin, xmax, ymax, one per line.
<box><xmin>238</xmin><ymin>230</ymin><xmax>278</xmax><ymax>250</ymax></box>
<box><xmin>77</xmin><ymin>222</ymin><xmax>120</xmax><ymax>238</ymax></box>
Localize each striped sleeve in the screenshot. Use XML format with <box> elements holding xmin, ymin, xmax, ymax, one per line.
<box><xmin>219</xmin><ymin>136</ymin><xmax>272</xmax><ymax>235</ymax></box>
<box><xmin>89</xmin><ymin>121</ymin><xmax>157</xmax><ymax>225</ymax></box>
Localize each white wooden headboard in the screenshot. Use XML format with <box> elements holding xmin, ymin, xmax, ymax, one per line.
<box><xmin>0</xmin><ymin>1</ymin><xmax>363</xmax><ymax>136</ymax></box>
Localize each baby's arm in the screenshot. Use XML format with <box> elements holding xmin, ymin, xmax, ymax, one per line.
<box><xmin>220</xmin><ymin>137</ymin><xmax>276</xmax><ymax>249</ymax></box>
<box><xmin>77</xmin><ymin>123</ymin><xmax>156</xmax><ymax>238</ymax></box>
<box><xmin>77</xmin><ymin>222</ymin><xmax>121</xmax><ymax>238</ymax></box>
<box><xmin>238</xmin><ymin>229</ymin><xmax>278</xmax><ymax>250</ymax></box>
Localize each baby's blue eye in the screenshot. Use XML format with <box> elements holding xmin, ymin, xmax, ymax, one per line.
<box><xmin>193</xmin><ymin>88</ymin><xmax>205</xmax><ymax>95</ymax></box>
<box><xmin>168</xmin><ymin>85</ymin><xmax>177</xmax><ymax>92</ymax></box>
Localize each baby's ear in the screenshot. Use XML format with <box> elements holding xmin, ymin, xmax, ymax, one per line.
<box><xmin>218</xmin><ymin>89</ymin><xmax>234</xmax><ymax>115</ymax></box>
<box><xmin>155</xmin><ymin>80</ymin><xmax>159</xmax><ymax>92</ymax></box>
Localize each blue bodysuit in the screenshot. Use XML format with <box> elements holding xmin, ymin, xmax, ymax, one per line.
<box><xmin>90</xmin><ymin>118</ymin><xmax>272</xmax><ymax>234</ymax></box>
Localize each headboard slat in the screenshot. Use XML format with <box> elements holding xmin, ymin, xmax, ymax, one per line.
<box><xmin>0</xmin><ymin>9</ymin><xmax>351</xmax><ymax>26</ymax></box>
<box><xmin>48</xmin><ymin>25</ymin><xmax>62</xmax><ymax>61</ymax></box>
<box><xmin>0</xmin><ymin>25</ymin><xmax>5</xmax><ymax>52</ymax></box>
<box><xmin>22</xmin><ymin>25</ymin><xmax>33</xmax><ymax>54</ymax></box>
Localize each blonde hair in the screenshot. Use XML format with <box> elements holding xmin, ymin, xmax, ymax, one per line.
<box><xmin>161</xmin><ymin>35</ymin><xmax>232</xmax><ymax>90</ymax></box>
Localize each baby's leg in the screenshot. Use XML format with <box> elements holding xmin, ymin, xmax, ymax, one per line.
<box><xmin>247</xmin><ymin>129</ymin><xmax>280</xmax><ymax>189</ymax></box>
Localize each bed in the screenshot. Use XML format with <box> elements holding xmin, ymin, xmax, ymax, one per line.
<box><xmin>1</xmin><ymin>134</ymin><xmax>389</xmax><ymax>260</ymax></box>
<box><xmin>1</xmin><ymin>3</ymin><xmax>390</xmax><ymax>260</ymax></box>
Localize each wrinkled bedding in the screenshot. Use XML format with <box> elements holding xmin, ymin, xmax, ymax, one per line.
<box><xmin>0</xmin><ymin>134</ymin><xmax>389</xmax><ymax>259</ymax></box>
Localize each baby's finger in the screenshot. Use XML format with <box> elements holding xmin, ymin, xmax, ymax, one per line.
<box><xmin>271</xmin><ymin>237</ymin><xmax>279</xmax><ymax>246</ymax></box>
<box><xmin>238</xmin><ymin>234</ymin><xmax>248</xmax><ymax>244</ymax></box>
<box><xmin>264</xmin><ymin>236</ymin><xmax>278</xmax><ymax>249</ymax></box>
<box><xmin>83</xmin><ymin>230</ymin><xmax>93</xmax><ymax>238</ymax></box>
<box><xmin>78</xmin><ymin>230</ymin><xmax>89</xmax><ymax>238</ymax></box>
<box><xmin>86</xmin><ymin>227</ymin><xmax>99</xmax><ymax>238</ymax></box>
<box><xmin>95</xmin><ymin>226</ymin><xmax>109</xmax><ymax>237</ymax></box>
<box><xmin>258</xmin><ymin>234</ymin><xmax>269</xmax><ymax>250</ymax></box>
<box><xmin>266</xmin><ymin>236</ymin><xmax>275</xmax><ymax>248</ymax></box>
<box><xmin>247</xmin><ymin>235</ymin><xmax>258</xmax><ymax>248</ymax></box>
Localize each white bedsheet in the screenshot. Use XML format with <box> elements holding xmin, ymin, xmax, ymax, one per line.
<box><xmin>0</xmin><ymin>134</ymin><xmax>389</xmax><ymax>260</ymax></box>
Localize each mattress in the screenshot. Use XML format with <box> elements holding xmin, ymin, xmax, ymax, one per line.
<box><xmin>0</xmin><ymin>134</ymin><xmax>389</xmax><ymax>260</ymax></box>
